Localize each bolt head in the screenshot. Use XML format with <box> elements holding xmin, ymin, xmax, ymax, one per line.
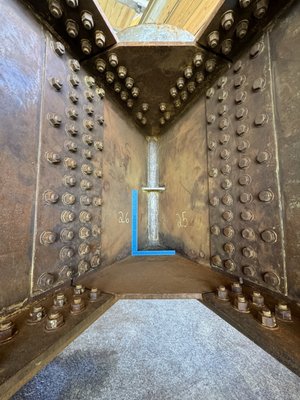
<box><xmin>221</xmin><ymin>11</ymin><xmax>234</xmax><ymax>31</ymax></box>
<box><xmin>236</xmin><ymin>20</ymin><xmax>249</xmax><ymax>39</ymax></box>
<box><xmin>207</xmin><ymin>31</ymin><xmax>219</xmax><ymax>48</ymax></box>
<box><xmin>81</xmin><ymin>11</ymin><xmax>94</xmax><ymax>30</ymax></box>
<box><xmin>95</xmin><ymin>30</ymin><xmax>106</xmax><ymax>48</ymax></box>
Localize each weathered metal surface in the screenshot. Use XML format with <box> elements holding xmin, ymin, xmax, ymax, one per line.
<box><xmin>86</xmin><ymin>41</ymin><xmax>228</xmax><ymax>136</ymax></box>
<box><xmin>206</xmin><ymin>33</ymin><xmax>287</xmax><ymax>295</ymax></box>
<box><xmin>159</xmin><ymin>95</ymin><xmax>211</xmax><ymax>265</ymax></box>
<box><xmin>269</xmin><ymin>0</ymin><xmax>300</xmax><ymax>301</ymax></box>
<box><xmin>202</xmin><ymin>289</ymin><xmax>300</xmax><ymax>376</ymax></box>
<box><xmin>0</xmin><ymin>0</ymin><xmax>44</xmax><ymax>311</ymax></box>
<box><xmin>22</xmin><ymin>0</ymin><xmax>117</xmax><ymax>59</ymax></box>
<box><xmin>32</xmin><ymin>32</ymin><xmax>104</xmax><ymax>295</ymax></box>
<box><xmin>0</xmin><ymin>290</ymin><xmax>116</xmax><ymax>400</ymax></box>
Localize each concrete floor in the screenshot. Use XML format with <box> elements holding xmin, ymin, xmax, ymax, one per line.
<box><xmin>13</xmin><ymin>300</ymin><xmax>300</xmax><ymax>400</ymax></box>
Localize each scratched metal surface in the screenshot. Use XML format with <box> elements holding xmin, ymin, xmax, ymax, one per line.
<box><xmin>0</xmin><ymin>0</ymin><xmax>44</xmax><ymax>311</ymax></box>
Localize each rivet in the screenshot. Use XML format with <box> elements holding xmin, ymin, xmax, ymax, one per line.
<box><xmin>89</xmin><ymin>288</ymin><xmax>101</xmax><ymax>302</ymax></box>
<box><xmin>233</xmin><ymin>60</ymin><xmax>243</xmax><ymax>73</ymax></box>
<box><xmin>239</xmin><ymin>192</ymin><xmax>252</xmax><ymax>203</ymax></box>
<box><xmin>78</xmin><ymin>242</ymin><xmax>90</xmax><ymax>256</ymax></box>
<box><xmin>221</xmin><ymin>164</ymin><xmax>231</xmax><ymax>175</ymax></box>
<box><xmin>46</xmin><ymin>151</ymin><xmax>61</xmax><ymax>164</ymax></box>
<box><xmin>218</xmin><ymin>89</ymin><xmax>228</xmax><ymax>102</ymax></box>
<box><xmin>218</xmin><ymin>104</ymin><xmax>228</xmax><ymax>115</ymax></box>
<box><xmin>222</xmin><ymin>210</ymin><xmax>233</xmax><ymax>222</ymax></box>
<box><xmin>222</xmin><ymin>193</ymin><xmax>233</xmax><ymax>206</ymax></box>
<box><xmin>184</xmin><ymin>66</ymin><xmax>193</xmax><ymax>79</ymax></box>
<box><xmin>81</xmin><ymin>164</ymin><xmax>93</xmax><ymax>175</ymax></box>
<box><xmin>254</xmin><ymin>0</ymin><xmax>269</xmax><ymax>19</ymax></box>
<box><xmin>221</xmin><ymin>178</ymin><xmax>232</xmax><ymax>190</ymax></box>
<box><xmin>80</xmin><ymin>195</ymin><xmax>92</xmax><ymax>206</ymax></box>
<box><xmin>193</xmin><ymin>53</ymin><xmax>204</xmax><ymax>67</ymax></box>
<box><xmin>61</xmin><ymin>210</ymin><xmax>76</xmax><ymax>223</ymax></box>
<box><xmin>209</xmin><ymin>196</ymin><xmax>219</xmax><ymax>207</ymax></box>
<box><xmin>210</xmin><ymin>225</ymin><xmax>220</xmax><ymax>235</ymax></box>
<box><xmin>236</xmin><ymin>107</ymin><xmax>248</xmax><ymax>120</ymax></box>
<box><xmin>239</xmin><ymin>174</ymin><xmax>252</xmax><ymax>186</ymax></box>
<box><xmin>241</xmin><ymin>228</ymin><xmax>256</xmax><ymax>241</ymax></box>
<box><xmin>45</xmin><ymin>311</ymin><xmax>64</xmax><ymax>331</ymax></box>
<box><xmin>250</xmin><ymin>41</ymin><xmax>264</xmax><ymax>58</ymax></box>
<box><xmin>240</xmin><ymin>209</ymin><xmax>254</xmax><ymax>221</ymax></box>
<box><xmin>132</xmin><ymin>87</ymin><xmax>140</xmax><ymax>98</ymax></box>
<box><xmin>217</xmin><ymin>286</ymin><xmax>229</xmax><ymax>301</ymax></box>
<box><xmin>275</xmin><ymin>303</ymin><xmax>292</xmax><ymax>322</ymax></box>
<box><xmin>256</xmin><ymin>151</ymin><xmax>270</xmax><ymax>164</ymax></box>
<box><xmin>40</xmin><ymin>231</ymin><xmax>56</xmax><ymax>245</ymax></box>
<box><xmin>109</xmin><ymin>53</ymin><xmax>118</xmax><ymax>67</ymax></box>
<box><xmin>177</xmin><ymin>77</ymin><xmax>185</xmax><ymax>90</ymax></box>
<box><xmin>224</xmin><ymin>259</ymin><xmax>235</xmax><ymax>271</ymax></box>
<box><xmin>181</xmin><ymin>91</ymin><xmax>188</xmax><ymax>102</ymax></box>
<box><xmin>96</xmin><ymin>58</ymin><xmax>106</xmax><ymax>73</ymax></box>
<box><xmin>236</xmin><ymin>20</ymin><xmax>249</xmax><ymax>39</ymax></box>
<box><xmin>220</xmin><ymin>149</ymin><xmax>230</xmax><ymax>160</ymax></box>
<box><xmin>211</xmin><ymin>255</ymin><xmax>222</xmax><ymax>267</ymax></box>
<box><xmin>258</xmin><ymin>189</ymin><xmax>274</xmax><ymax>202</ymax></box>
<box><xmin>219</xmin><ymin>117</ymin><xmax>229</xmax><ymax>130</ymax></box>
<box><xmin>224</xmin><ymin>242</ymin><xmax>235</xmax><ymax>255</ymax></box>
<box><xmin>207</xmin><ymin>140</ymin><xmax>217</xmax><ymax>151</ymax></box>
<box><xmin>66</xmin><ymin>19</ymin><xmax>79</xmax><ymax>38</ymax></box>
<box><xmin>195</xmin><ymin>72</ymin><xmax>204</xmax><ymax>84</ymax></box>
<box><xmin>120</xmin><ymin>91</ymin><xmax>129</xmax><ymax>101</ymax></box>
<box><xmin>62</xmin><ymin>192</ymin><xmax>76</xmax><ymax>205</ymax></box>
<box><xmin>64</xmin><ymin>157</ymin><xmax>77</xmax><ymax>169</ymax></box>
<box><xmin>221</xmin><ymin>10</ymin><xmax>234</xmax><ymax>31</ymax></box>
<box><xmin>79</xmin><ymin>227</ymin><xmax>90</xmax><ymax>239</ymax></box>
<box><xmin>60</xmin><ymin>228</ymin><xmax>74</xmax><ymax>242</ymax></box>
<box><xmin>236</xmin><ymin>124</ymin><xmax>248</xmax><ymax>136</ymax></box>
<box><xmin>233</xmin><ymin>295</ymin><xmax>250</xmax><ymax>313</ymax></box>
<box><xmin>81</xmin><ymin>39</ymin><xmax>92</xmax><ymax>55</ymax></box>
<box><xmin>94</xmin><ymin>141</ymin><xmax>103</xmax><ymax>151</ymax></box>
<box><xmin>208</xmin><ymin>168</ymin><xmax>218</xmax><ymax>178</ymax></box>
<box><xmin>223</xmin><ymin>225</ymin><xmax>235</xmax><ymax>238</ymax></box>
<box><xmin>231</xmin><ymin>282</ymin><xmax>242</xmax><ymax>293</ymax></box>
<box><xmin>261</xmin><ymin>229</ymin><xmax>277</xmax><ymax>243</ymax></box>
<box><xmin>235</xmin><ymin>90</ymin><xmax>247</xmax><ymax>104</ymax></box>
<box><xmin>263</xmin><ymin>271</ymin><xmax>279</xmax><ymax>287</ymax></box>
<box><xmin>125</xmin><ymin>77</ymin><xmax>134</xmax><ymax>89</ymax></box>
<box><xmin>63</xmin><ymin>175</ymin><xmax>76</xmax><ymax>187</ymax></box>
<box><xmin>170</xmin><ymin>87</ymin><xmax>178</xmax><ymax>97</ymax></box>
<box><xmin>70</xmin><ymin>296</ymin><xmax>86</xmax><ymax>315</ymax></box>
<box><xmin>207</xmin><ymin>31</ymin><xmax>219</xmax><ymax>48</ymax></box>
<box><xmin>238</xmin><ymin>157</ymin><xmax>251</xmax><ymax>169</ymax></box>
<box><xmin>187</xmin><ymin>81</ymin><xmax>196</xmax><ymax>93</ymax></box>
<box><xmin>127</xmin><ymin>99</ymin><xmax>134</xmax><ymax>109</ymax></box>
<box><xmin>239</xmin><ymin>0</ymin><xmax>252</xmax><ymax>8</ymax></box>
<box><xmin>47</xmin><ymin>112</ymin><xmax>62</xmax><ymax>127</ymax></box>
<box><xmin>237</xmin><ymin>140</ymin><xmax>250</xmax><ymax>152</ymax></box>
<box><xmin>49</xmin><ymin>0</ymin><xmax>63</xmax><ymax>18</ymax></box>
<box><xmin>253</xmin><ymin>77</ymin><xmax>265</xmax><ymax>91</ymax></box>
<box><xmin>81</xmin><ymin>11</ymin><xmax>94</xmax><ymax>30</ymax></box>
<box><xmin>90</xmin><ymin>254</ymin><xmax>101</xmax><ymax>268</ymax></box>
<box><xmin>242</xmin><ymin>246</ymin><xmax>256</xmax><ymax>259</ymax></box>
<box><xmin>80</xmin><ymin>179</ymin><xmax>92</xmax><ymax>191</ymax></box>
<box><xmin>252</xmin><ymin>291</ymin><xmax>264</xmax><ymax>307</ymax></box>
<box><xmin>234</xmin><ymin>74</ymin><xmax>246</xmax><ymax>88</ymax></box>
<box><xmin>66</xmin><ymin>0</ymin><xmax>78</xmax><ymax>7</ymax></box>
<box><xmin>60</xmin><ymin>246</ymin><xmax>74</xmax><ymax>261</ymax></box>
<box><xmin>27</xmin><ymin>306</ymin><xmax>46</xmax><ymax>325</ymax></box>
<box><xmin>53</xmin><ymin>293</ymin><xmax>67</xmax><ymax>309</ymax></box>
<box><xmin>95</xmin><ymin>30</ymin><xmax>106</xmax><ymax>48</ymax></box>
<box><xmin>258</xmin><ymin>307</ymin><xmax>277</xmax><ymax>329</ymax></box>
<box><xmin>205</xmin><ymin>59</ymin><xmax>216</xmax><ymax>73</ymax></box>
<box><xmin>43</xmin><ymin>190</ymin><xmax>59</xmax><ymax>204</ymax></box>
<box><xmin>221</xmin><ymin>39</ymin><xmax>233</xmax><ymax>55</ymax></box>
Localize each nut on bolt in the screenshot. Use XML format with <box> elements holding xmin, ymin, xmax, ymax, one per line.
<box><xmin>70</xmin><ymin>296</ymin><xmax>86</xmax><ymax>315</ymax></box>
<box><xmin>89</xmin><ymin>288</ymin><xmax>101</xmax><ymax>302</ymax></box>
<box><xmin>54</xmin><ymin>41</ymin><xmax>65</xmax><ymax>56</ymax></box>
<box><xmin>0</xmin><ymin>320</ymin><xmax>18</xmax><ymax>343</ymax></box>
<box><xmin>207</xmin><ymin>31</ymin><xmax>219</xmax><ymax>48</ymax></box>
<box><xmin>81</xmin><ymin>39</ymin><xmax>92</xmax><ymax>55</ymax></box>
<box><xmin>231</xmin><ymin>282</ymin><xmax>242</xmax><ymax>294</ymax></box>
<box><xmin>53</xmin><ymin>293</ymin><xmax>67</xmax><ymax>309</ymax></box>
<box><xmin>45</xmin><ymin>311</ymin><xmax>64</xmax><ymax>331</ymax></box>
<box><xmin>40</xmin><ymin>231</ymin><xmax>56</xmax><ymax>245</ymax></box>
<box><xmin>81</xmin><ymin>11</ymin><xmax>94</xmax><ymax>30</ymax></box>
<box><xmin>233</xmin><ymin>295</ymin><xmax>250</xmax><ymax>313</ymax></box>
<box><xmin>236</xmin><ymin>20</ymin><xmax>249</xmax><ymax>39</ymax></box>
<box><xmin>66</xmin><ymin>0</ymin><xmax>79</xmax><ymax>7</ymax></box>
<box><xmin>95</xmin><ymin>30</ymin><xmax>106</xmax><ymax>48</ymax></box>
<box><xmin>221</xmin><ymin>39</ymin><xmax>233</xmax><ymax>55</ymax></box>
<box><xmin>66</xmin><ymin>19</ymin><xmax>79</xmax><ymax>38</ymax></box>
<box><xmin>96</xmin><ymin>58</ymin><xmax>106</xmax><ymax>73</ymax></box>
<box><xmin>221</xmin><ymin>11</ymin><xmax>234</xmax><ymax>31</ymax></box>
<box><xmin>48</xmin><ymin>0</ymin><xmax>63</xmax><ymax>18</ymax></box>
<box><xmin>252</xmin><ymin>291</ymin><xmax>264</xmax><ymax>307</ymax></box>
<box><xmin>27</xmin><ymin>305</ymin><xmax>46</xmax><ymax>325</ymax></box>
<box><xmin>217</xmin><ymin>286</ymin><xmax>229</xmax><ymax>302</ymax></box>
<box><xmin>275</xmin><ymin>303</ymin><xmax>292</xmax><ymax>322</ymax></box>
<box><xmin>48</xmin><ymin>113</ymin><xmax>62</xmax><ymax>127</ymax></box>
<box><xmin>193</xmin><ymin>53</ymin><xmax>203</xmax><ymax>67</ymax></box>
<box><xmin>74</xmin><ymin>284</ymin><xmax>85</xmax><ymax>295</ymax></box>
<box><xmin>254</xmin><ymin>0</ymin><xmax>269</xmax><ymax>19</ymax></box>
<box><xmin>258</xmin><ymin>307</ymin><xmax>278</xmax><ymax>329</ymax></box>
<box><xmin>109</xmin><ymin>53</ymin><xmax>118</xmax><ymax>67</ymax></box>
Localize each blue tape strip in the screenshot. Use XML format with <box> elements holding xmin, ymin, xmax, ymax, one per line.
<box><xmin>131</xmin><ymin>189</ymin><xmax>175</xmax><ymax>257</ymax></box>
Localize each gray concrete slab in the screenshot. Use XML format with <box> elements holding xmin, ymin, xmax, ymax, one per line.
<box><xmin>13</xmin><ymin>300</ymin><xmax>300</xmax><ymax>400</ymax></box>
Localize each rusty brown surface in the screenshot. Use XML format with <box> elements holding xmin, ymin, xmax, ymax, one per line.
<box><xmin>100</xmin><ymin>95</ymin><xmax>147</xmax><ymax>266</ymax></box>
<box><xmin>159</xmin><ymin>95</ymin><xmax>210</xmax><ymax>265</ymax></box>
<box><xmin>0</xmin><ymin>291</ymin><xmax>116</xmax><ymax>400</ymax></box>
<box><xmin>77</xmin><ymin>255</ymin><xmax>231</xmax><ymax>298</ymax></box>
<box><xmin>270</xmin><ymin>0</ymin><xmax>300</xmax><ymax>301</ymax></box>
<box><xmin>0</xmin><ymin>0</ymin><xmax>44</xmax><ymax>311</ymax></box>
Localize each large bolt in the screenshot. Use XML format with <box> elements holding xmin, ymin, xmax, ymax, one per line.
<box><xmin>207</xmin><ymin>31</ymin><xmax>219</xmax><ymax>48</ymax></box>
<box><xmin>40</xmin><ymin>231</ymin><xmax>56</xmax><ymax>245</ymax></box>
<box><xmin>81</xmin><ymin>39</ymin><xmax>92</xmax><ymax>55</ymax></box>
<box><xmin>240</xmin><ymin>191</ymin><xmax>253</xmax><ymax>203</ymax></box>
<box><xmin>242</xmin><ymin>246</ymin><xmax>256</xmax><ymax>259</ymax></box>
<box><xmin>61</xmin><ymin>210</ymin><xmax>75</xmax><ymax>223</ymax></box>
<box><xmin>64</xmin><ymin>157</ymin><xmax>77</xmax><ymax>169</ymax></box>
<box><xmin>239</xmin><ymin>174</ymin><xmax>251</xmax><ymax>186</ymax></box>
<box><xmin>81</xmin><ymin>11</ymin><xmax>94</xmax><ymax>30</ymax></box>
<box><xmin>27</xmin><ymin>305</ymin><xmax>46</xmax><ymax>325</ymax></box>
<box><xmin>205</xmin><ymin>59</ymin><xmax>216</xmax><ymax>73</ymax></box>
<box><xmin>258</xmin><ymin>307</ymin><xmax>277</xmax><ymax>329</ymax></box>
<box><xmin>236</xmin><ymin>20</ymin><xmax>249</xmax><ymax>39</ymax></box>
<box><xmin>78</xmin><ymin>242</ymin><xmax>90</xmax><ymax>256</ymax></box>
<box><xmin>240</xmin><ymin>209</ymin><xmax>254</xmax><ymax>221</ymax></box>
<box><xmin>95</xmin><ymin>30</ymin><xmax>106</xmax><ymax>48</ymax></box>
<box><xmin>193</xmin><ymin>53</ymin><xmax>204</xmax><ymax>67</ymax></box>
<box><xmin>252</xmin><ymin>291</ymin><xmax>264</xmax><ymax>307</ymax></box>
<box><xmin>60</xmin><ymin>246</ymin><xmax>74</xmax><ymax>261</ymax></box>
<box><xmin>223</xmin><ymin>226</ymin><xmax>234</xmax><ymax>238</ymax></box>
<box><xmin>221</xmin><ymin>39</ymin><xmax>233</xmax><ymax>55</ymax></box>
<box><xmin>53</xmin><ymin>293</ymin><xmax>67</xmax><ymax>309</ymax></box>
<box><xmin>234</xmin><ymin>295</ymin><xmax>250</xmax><ymax>313</ymax></box>
<box><xmin>258</xmin><ymin>189</ymin><xmax>274</xmax><ymax>203</ymax></box>
<box><xmin>217</xmin><ymin>286</ymin><xmax>229</xmax><ymax>301</ymax></box>
<box><xmin>43</xmin><ymin>190</ymin><xmax>59</xmax><ymax>204</ymax></box>
<box><xmin>221</xmin><ymin>10</ymin><xmax>234</xmax><ymax>31</ymax></box>
<box><xmin>60</xmin><ymin>228</ymin><xmax>74</xmax><ymax>242</ymax></box>
<box><xmin>224</xmin><ymin>242</ymin><xmax>235</xmax><ymax>255</ymax></box>
<box><xmin>47</xmin><ymin>113</ymin><xmax>62</xmax><ymax>127</ymax></box>
<box><xmin>70</xmin><ymin>296</ymin><xmax>86</xmax><ymax>315</ymax></box>
<box><xmin>70</xmin><ymin>59</ymin><xmax>80</xmax><ymax>72</ymax></box>
<box><xmin>125</xmin><ymin>77</ymin><xmax>134</xmax><ymax>89</ymax></box>
<box><xmin>89</xmin><ymin>288</ymin><xmax>101</xmax><ymax>302</ymax></box>
<box><xmin>80</xmin><ymin>195</ymin><xmax>92</xmax><ymax>206</ymax></box>
<box><xmin>49</xmin><ymin>0</ymin><xmax>63</xmax><ymax>18</ymax></box>
<box><xmin>261</xmin><ymin>229</ymin><xmax>277</xmax><ymax>243</ymax></box>
<box><xmin>275</xmin><ymin>303</ymin><xmax>292</xmax><ymax>322</ymax></box>
<box><xmin>96</xmin><ymin>58</ymin><xmax>106</xmax><ymax>73</ymax></box>
<box><xmin>184</xmin><ymin>66</ymin><xmax>193</xmax><ymax>79</ymax></box>
<box><xmin>222</xmin><ymin>210</ymin><xmax>233</xmax><ymax>221</ymax></box>
<box><xmin>45</xmin><ymin>311</ymin><xmax>64</xmax><ymax>331</ymax></box>
<box><xmin>62</xmin><ymin>192</ymin><xmax>76</xmax><ymax>205</ymax></box>
<box><xmin>241</xmin><ymin>228</ymin><xmax>255</xmax><ymax>241</ymax></box>
<box><xmin>63</xmin><ymin>175</ymin><xmax>76</xmax><ymax>187</ymax></box>
<box><xmin>254</xmin><ymin>0</ymin><xmax>269</xmax><ymax>19</ymax></box>
<box><xmin>66</xmin><ymin>19</ymin><xmax>78</xmax><ymax>38</ymax></box>
<box><xmin>263</xmin><ymin>271</ymin><xmax>279</xmax><ymax>287</ymax></box>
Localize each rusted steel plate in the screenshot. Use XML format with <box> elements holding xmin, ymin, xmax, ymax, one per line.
<box><xmin>0</xmin><ymin>0</ymin><xmax>44</xmax><ymax>312</ymax></box>
<box><xmin>206</xmin><ymin>33</ymin><xmax>286</xmax><ymax>295</ymax></box>
<box><xmin>22</xmin><ymin>0</ymin><xmax>117</xmax><ymax>59</ymax></box>
<box><xmin>32</xmin><ymin>32</ymin><xmax>104</xmax><ymax>295</ymax></box>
